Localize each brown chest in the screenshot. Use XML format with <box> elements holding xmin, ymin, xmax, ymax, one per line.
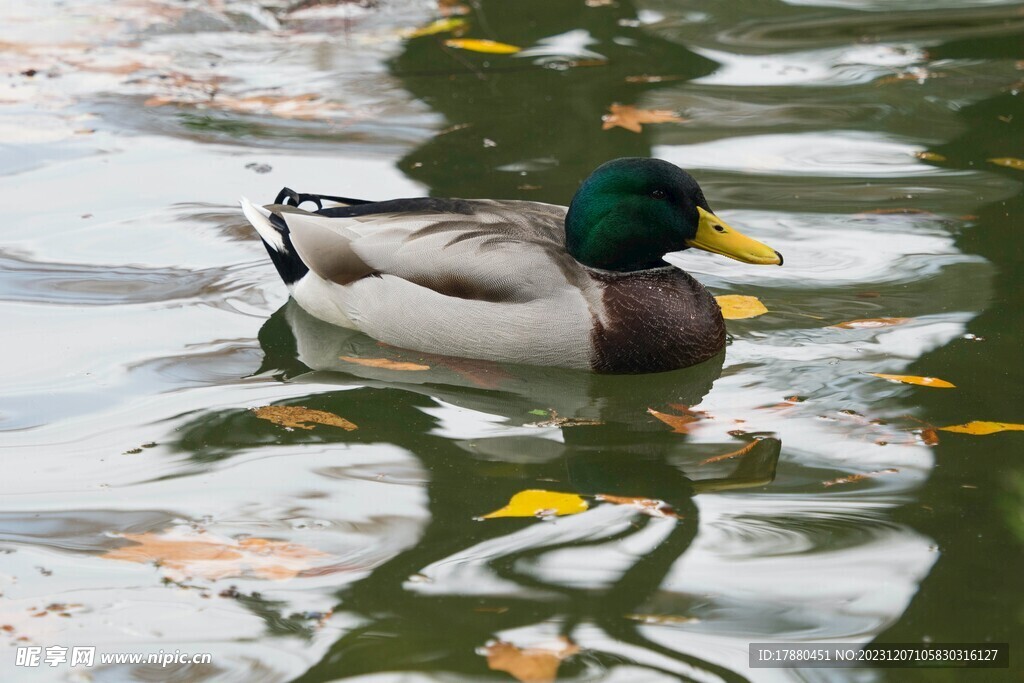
<box><xmin>589</xmin><ymin>268</ymin><xmax>726</xmax><ymax>374</ymax></box>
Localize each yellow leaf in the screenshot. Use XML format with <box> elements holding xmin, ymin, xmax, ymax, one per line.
<box><xmin>484</xmin><ymin>638</ymin><xmax>580</xmax><ymax>683</ymax></box>
<box><xmin>479</xmin><ymin>490</ymin><xmax>588</xmax><ymax>519</ymax></box>
<box><xmin>103</xmin><ymin>530</ymin><xmax>329</xmax><ymax>581</ymax></box>
<box><xmin>252</xmin><ymin>405</ymin><xmax>358</xmax><ymax>431</ymax></box>
<box><xmin>715</xmin><ymin>294</ymin><xmax>768</xmax><ymax>320</ymax></box>
<box><xmin>989</xmin><ymin>157</ymin><xmax>1024</xmax><ymax>170</ymax></box>
<box><xmin>914</xmin><ymin>151</ymin><xmax>946</xmax><ymax>162</ymax></box>
<box><xmin>868</xmin><ymin>373</ymin><xmax>955</xmax><ymax>388</ymax></box>
<box><xmin>831</xmin><ymin>317</ymin><xmax>910</xmax><ymax>329</ymax></box>
<box><xmin>339</xmin><ymin>356</ymin><xmax>430</xmax><ymax>371</ymax></box>
<box><xmin>601</xmin><ymin>103</ymin><xmax>685</xmax><ymax>133</ymax></box>
<box><xmin>444</xmin><ymin>38</ymin><xmax>521</xmax><ymax>54</ymax></box>
<box><xmin>404</xmin><ymin>17</ymin><xmax>466</xmax><ymax>38</ymax></box>
<box><xmin>596</xmin><ymin>494</ymin><xmax>683</xmax><ymax>519</ymax></box>
<box><xmin>938</xmin><ymin>421</ymin><xmax>1024</xmax><ymax>435</ymax></box>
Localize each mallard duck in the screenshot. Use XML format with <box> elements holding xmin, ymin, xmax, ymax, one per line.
<box><xmin>240</xmin><ymin>157</ymin><xmax>781</xmax><ymax>374</ymax></box>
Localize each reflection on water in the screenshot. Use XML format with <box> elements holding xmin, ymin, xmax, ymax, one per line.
<box><xmin>0</xmin><ymin>0</ymin><xmax>1021</xmax><ymax>681</ymax></box>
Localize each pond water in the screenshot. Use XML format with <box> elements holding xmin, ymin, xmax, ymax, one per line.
<box><xmin>1</xmin><ymin>0</ymin><xmax>1022</xmax><ymax>681</ymax></box>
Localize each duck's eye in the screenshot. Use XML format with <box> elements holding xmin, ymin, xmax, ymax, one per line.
<box><xmin>650</xmin><ymin>189</ymin><xmax>667</xmax><ymax>200</ymax></box>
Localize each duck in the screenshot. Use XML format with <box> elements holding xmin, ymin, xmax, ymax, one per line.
<box><xmin>240</xmin><ymin>157</ymin><xmax>782</xmax><ymax>374</ymax></box>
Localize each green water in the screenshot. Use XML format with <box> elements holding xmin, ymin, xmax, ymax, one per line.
<box><xmin>0</xmin><ymin>1</ymin><xmax>1022</xmax><ymax>681</ymax></box>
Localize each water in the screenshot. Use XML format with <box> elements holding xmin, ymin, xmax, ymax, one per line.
<box><xmin>1</xmin><ymin>0</ymin><xmax>1022</xmax><ymax>681</ymax></box>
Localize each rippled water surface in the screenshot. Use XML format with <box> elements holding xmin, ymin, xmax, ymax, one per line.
<box><xmin>2</xmin><ymin>1</ymin><xmax>1022</xmax><ymax>681</ymax></box>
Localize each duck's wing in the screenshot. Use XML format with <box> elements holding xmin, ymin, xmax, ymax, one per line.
<box><xmin>271</xmin><ymin>197</ymin><xmax>588</xmax><ymax>302</ymax></box>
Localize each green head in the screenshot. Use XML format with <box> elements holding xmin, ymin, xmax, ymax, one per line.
<box><xmin>565</xmin><ymin>158</ymin><xmax>782</xmax><ymax>271</ymax></box>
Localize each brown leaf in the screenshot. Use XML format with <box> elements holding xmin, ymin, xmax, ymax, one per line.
<box><xmin>252</xmin><ymin>405</ymin><xmax>357</xmax><ymax>431</ymax></box>
<box><xmin>822</xmin><ymin>468</ymin><xmax>898</xmax><ymax>487</ymax></box>
<box><xmin>700</xmin><ymin>440</ymin><xmax>757</xmax><ymax>465</ymax></box>
<box><xmin>339</xmin><ymin>356</ymin><xmax>430</xmax><ymax>371</ymax></box>
<box><xmin>601</xmin><ymin>103</ymin><xmax>685</xmax><ymax>133</ymax></box>
<box><xmin>867</xmin><ymin>373</ymin><xmax>955</xmax><ymax>388</ymax></box>
<box><xmin>103</xmin><ymin>530</ymin><xmax>329</xmax><ymax>581</ymax></box>
<box><xmin>830</xmin><ymin>317</ymin><xmax>910</xmax><ymax>329</ymax></box>
<box><xmin>596</xmin><ymin>494</ymin><xmax>683</xmax><ymax>519</ymax></box>
<box><xmin>920</xmin><ymin>428</ymin><xmax>940</xmax><ymax>446</ymax></box>
<box><xmin>647</xmin><ymin>407</ymin><xmax>703</xmax><ymax>434</ymax></box>
<box><xmin>484</xmin><ymin>638</ymin><xmax>580</xmax><ymax>683</ymax></box>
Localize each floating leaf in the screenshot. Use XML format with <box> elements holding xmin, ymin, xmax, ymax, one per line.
<box><xmin>988</xmin><ymin>157</ymin><xmax>1024</xmax><ymax>170</ymax></box>
<box><xmin>700</xmin><ymin>440</ymin><xmax>757</xmax><ymax>465</ymax></box>
<box><xmin>831</xmin><ymin>317</ymin><xmax>910</xmax><ymax>329</ymax></box>
<box><xmin>601</xmin><ymin>103</ymin><xmax>685</xmax><ymax>133</ymax></box>
<box><xmin>339</xmin><ymin>356</ymin><xmax>430</xmax><ymax>371</ymax></box>
<box><xmin>596</xmin><ymin>494</ymin><xmax>683</xmax><ymax>519</ymax></box>
<box><xmin>444</xmin><ymin>38</ymin><xmax>521</xmax><ymax>54</ymax></box>
<box><xmin>868</xmin><ymin>373</ymin><xmax>955</xmax><ymax>388</ymax></box>
<box><xmin>484</xmin><ymin>638</ymin><xmax>580</xmax><ymax>683</ymax></box>
<box><xmin>938</xmin><ymin>421</ymin><xmax>1024</xmax><ymax>435</ymax></box>
<box><xmin>479</xmin><ymin>490</ymin><xmax>588</xmax><ymax>519</ymax></box>
<box><xmin>252</xmin><ymin>405</ymin><xmax>357</xmax><ymax>431</ymax></box>
<box><xmin>528</xmin><ymin>409</ymin><xmax>549</xmax><ymax>417</ymax></box>
<box><xmin>103</xmin><ymin>530</ymin><xmax>329</xmax><ymax>581</ymax></box>
<box><xmin>404</xmin><ymin>17</ymin><xmax>467</xmax><ymax>38</ymax></box>
<box><xmin>527</xmin><ymin>409</ymin><xmax>602</xmax><ymax>427</ymax></box>
<box><xmin>914</xmin><ymin>151</ymin><xmax>946</xmax><ymax>162</ymax></box>
<box><xmin>715</xmin><ymin>294</ymin><xmax>768</xmax><ymax>320</ymax></box>
<box><xmin>920</xmin><ymin>428</ymin><xmax>940</xmax><ymax>446</ymax></box>
<box><xmin>822</xmin><ymin>468</ymin><xmax>898</xmax><ymax>488</ymax></box>
<box><xmin>647</xmin><ymin>406</ymin><xmax>705</xmax><ymax>434</ymax></box>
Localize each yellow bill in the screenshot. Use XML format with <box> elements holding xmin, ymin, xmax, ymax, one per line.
<box><xmin>685</xmin><ymin>207</ymin><xmax>782</xmax><ymax>265</ymax></box>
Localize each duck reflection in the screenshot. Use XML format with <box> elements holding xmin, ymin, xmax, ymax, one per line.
<box><xmin>390</xmin><ymin>0</ymin><xmax>715</xmax><ymax>201</ymax></box>
<box><xmin>244</xmin><ymin>302</ymin><xmax>777</xmax><ymax>681</ymax></box>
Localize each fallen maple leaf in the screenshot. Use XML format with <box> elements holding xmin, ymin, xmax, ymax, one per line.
<box><xmin>339</xmin><ymin>356</ymin><xmax>430</xmax><ymax>371</ymax></box>
<box><xmin>938</xmin><ymin>421</ymin><xmax>1024</xmax><ymax>435</ymax></box>
<box><xmin>103</xmin><ymin>530</ymin><xmax>329</xmax><ymax>581</ymax></box>
<box><xmin>252</xmin><ymin>405</ymin><xmax>357</xmax><ymax>431</ymax></box>
<box><xmin>484</xmin><ymin>638</ymin><xmax>580</xmax><ymax>683</ymax></box>
<box><xmin>868</xmin><ymin>373</ymin><xmax>955</xmax><ymax>388</ymax></box>
<box><xmin>444</xmin><ymin>38</ymin><xmax>521</xmax><ymax>54</ymax></box>
<box><xmin>596</xmin><ymin>494</ymin><xmax>683</xmax><ymax>519</ymax></box>
<box><xmin>831</xmin><ymin>317</ymin><xmax>910</xmax><ymax>329</ymax></box>
<box><xmin>478</xmin><ymin>490</ymin><xmax>588</xmax><ymax>520</ymax></box>
<box><xmin>700</xmin><ymin>440</ymin><xmax>758</xmax><ymax>465</ymax></box>
<box><xmin>715</xmin><ymin>294</ymin><xmax>768</xmax><ymax>320</ymax></box>
<box><xmin>822</xmin><ymin>468</ymin><xmax>898</xmax><ymax>487</ymax></box>
<box><xmin>601</xmin><ymin>103</ymin><xmax>685</xmax><ymax>133</ymax></box>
